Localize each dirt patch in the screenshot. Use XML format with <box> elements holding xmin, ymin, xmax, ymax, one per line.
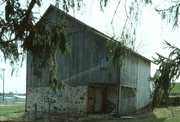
<box><xmin>0</xmin><ymin>116</ymin><xmax>7</xmax><ymax>121</ymax></box>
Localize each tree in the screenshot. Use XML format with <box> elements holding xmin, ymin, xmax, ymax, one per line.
<box><xmin>0</xmin><ymin>0</ymin><xmax>67</xmax><ymax>89</ymax></box>
<box><xmin>149</xmin><ymin>1</ymin><xmax>180</xmax><ymax>109</ymax></box>
<box><xmin>0</xmin><ymin>0</ymin><xmax>179</xmax><ymax>108</ymax></box>
<box><xmin>150</xmin><ymin>41</ymin><xmax>180</xmax><ymax>108</ymax></box>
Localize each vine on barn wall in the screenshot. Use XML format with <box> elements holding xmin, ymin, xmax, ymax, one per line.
<box><xmin>107</xmin><ymin>34</ymin><xmax>133</xmax><ymax>70</ymax></box>
<box><xmin>23</xmin><ymin>17</ymin><xmax>69</xmax><ymax>91</ymax></box>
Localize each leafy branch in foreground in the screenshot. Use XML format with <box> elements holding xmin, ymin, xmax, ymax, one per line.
<box><xmin>0</xmin><ymin>0</ymin><xmax>70</xmax><ymax>90</ymax></box>
<box><xmin>150</xmin><ymin>41</ymin><xmax>180</xmax><ymax>109</ymax></box>
<box><xmin>155</xmin><ymin>2</ymin><xmax>180</xmax><ymax>28</ymax></box>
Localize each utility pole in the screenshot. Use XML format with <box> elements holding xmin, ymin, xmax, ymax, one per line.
<box><xmin>55</xmin><ymin>0</ymin><xmax>59</xmax><ymax>8</ymax></box>
<box><xmin>2</xmin><ymin>68</ymin><xmax>5</xmax><ymax>102</ymax></box>
<box><xmin>26</xmin><ymin>0</ymin><xmax>29</xmax><ymax>6</ymax></box>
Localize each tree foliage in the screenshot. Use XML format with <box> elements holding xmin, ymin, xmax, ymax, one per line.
<box><xmin>150</xmin><ymin>41</ymin><xmax>180</xmax><ymax>108</ymax></box>
<box><xmin>149</xmin><ymin>1</ymin><xmax>180</xmax><ymax>109</ymax></box>
<box><xmin>155</xmin><ymin>1</ymin><xmax>180</xmax><ymax>28</ymax></box>
<box><xmin>0</xmin><ymin>0</ymin><xmax>113</xmax><ymax>90</ymax></box>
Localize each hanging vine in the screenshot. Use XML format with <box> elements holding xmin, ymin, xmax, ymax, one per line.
<box><xmin>107</xmin><ymin>33</ymin><xmax>133</xmax><ymax>70</ymax></box>
<box><xmin>22</xmin><ymin>15</ymin><xmax>70</xmax><ymax>91</ymax></box>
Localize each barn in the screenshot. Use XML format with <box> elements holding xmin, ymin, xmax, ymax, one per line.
<box><xmin>26</xmin><ymin>5</ymin><xmax>151</xmax><ymax>115</ymax></box>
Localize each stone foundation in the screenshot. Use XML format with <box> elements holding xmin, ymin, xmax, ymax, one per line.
<box><xmin>26</xmin><ymin>86</ymin><xmax>88</xmax><ymax>115</ymax></box>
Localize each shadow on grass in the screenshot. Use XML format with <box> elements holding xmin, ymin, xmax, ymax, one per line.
<box><xmin>81</xmin><ymin>112</ymin><xmax>167</xmax><ymax>122</ymax></box>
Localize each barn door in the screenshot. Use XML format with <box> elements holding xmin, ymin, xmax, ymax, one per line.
<box><xmin>94</xmin><ymin>88</ymin><xmax>104</xmax><ymax>113</ymax></box>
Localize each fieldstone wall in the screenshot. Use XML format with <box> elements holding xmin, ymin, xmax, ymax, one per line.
<box><xmin>26</xmin><ymin>86</ymin><xmax>88</xmax><ymax>115</ymax></box>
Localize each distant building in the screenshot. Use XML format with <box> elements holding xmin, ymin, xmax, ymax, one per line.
<box><xmin>0</xmin><ymin>95</ymin><xmax>25</xmax><ymax>103</ymax></box>
<box><xmin>26</xmin><ymin>5</ymin><xmax>151</xmax><ymax>115</ymax></box>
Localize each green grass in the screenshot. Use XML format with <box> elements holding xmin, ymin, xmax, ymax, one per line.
<box><xmin>171</xmin><ymin>83</ymin><xmax>180</xmax><ymax>94</ymax></box>
<box><xmin>0</xmin><ymin>103</ymin><xmax>180</xmax><ymax>122</ymax></box>
<box><xmin>145</xmin><ymin>106</ymin><xmax>180</xmax><ymax>122</ymax></box>
<box><xmin>91</xmin><ymin>106</ymin><xmax>180</xmax><ymax>122</ymax></box>
<box><xmin>0</xmin><ymin>103</ymin><xmax>25</xmax><ymax>121</ymax></box>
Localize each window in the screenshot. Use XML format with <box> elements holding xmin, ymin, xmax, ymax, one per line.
<box><xmin>100</xmin><ymin>57</ymin><xmax>108</xmax><ymax>69</ymax></box>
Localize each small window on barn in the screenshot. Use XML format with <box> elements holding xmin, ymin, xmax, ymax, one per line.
<box><xmin>121</xmin><ymin>87</ymin><xmax>136</xmax><ymax>98</ymax></box>
<box><xmin>100</xmin><ymin>57</ymin><xmax>108</xmax><ymax>69</ymax></box>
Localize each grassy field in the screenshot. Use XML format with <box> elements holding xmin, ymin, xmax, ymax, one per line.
<box><xmin>0</xmin><ymin>103</ymin><xmax>25</xmax><ymax>121</ymax></box>
<box><xmin>0</xmin><ymin>103</ymin><xmax>180</xmax><ymax>122</ymax></box>
<box><xmin>171</xmin><ymin>82</ymin><xmax>180</xmax><ymax>94</ymax></box>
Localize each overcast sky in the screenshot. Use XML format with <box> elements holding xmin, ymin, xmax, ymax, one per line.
<box><xmin>0</xmin><ymin>0</ymin><xmax>179</xmax><ymax>93</ymax></box>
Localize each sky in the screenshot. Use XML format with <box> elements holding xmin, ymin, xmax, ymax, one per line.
<box><xmin>0</xmin><ymin>0</ymin><xmax>179</xmax><ymax>93</ymax></box>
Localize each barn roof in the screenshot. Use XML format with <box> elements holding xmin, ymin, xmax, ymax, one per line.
<box><xmin>42</xmin><ymin>4</ymin><xmax>152</xmax><ymax>63</ymax></box>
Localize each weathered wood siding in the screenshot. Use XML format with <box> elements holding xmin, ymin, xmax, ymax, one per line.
<box><xmin>118</xmin><ymin>54</ymin><xmax>150</xmax><ymax>114</ymax></box>
<box><xmin>120</xmin><ymin>55</ymin><xmax>138</xmax><ymax>88</ymax></box>
<box><xmin>27</xmin><ymin>8</ymin><xmax>119</xmax><ymax>88</ymax></box>
<box><xmin>26</xmin><ymin>52</ymin><xmax>50</xmax><ymax>87</ymax></box>
<box><xmin>136</xmin><ymin>58</ymin><xmax>151</xmax><ymax>109</ymax></box>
